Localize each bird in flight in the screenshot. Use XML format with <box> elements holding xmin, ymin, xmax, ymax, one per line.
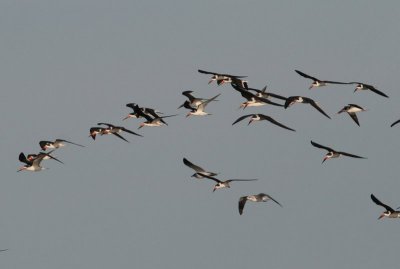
<box><xmin>349</xmin><ymin>82</ymin><xmax>389</xmax><ymax>98</ymax></box>
<box><xmin>337</xmin><ymin>104</ymin><xmax>367</xmax><ymax>126</ymax></box>
<box><xmin>183</xmin><ymin>158</ymin><xmax>218</xmax><ymax>179</ymax></box>
<box><xmin>39</xmin><ymin>139</ymin><xmax>84</xmax><ymax>151</ymax></box>
<box><xmin>295</xmin><ymin>70</ymin><xmax>349</xmax><ymax>89</ymax></box>
<box><xmin>199</xmin><ymin>174</ymin><xmax>258</xmax><ymax>192</ymax></box>
<box><xmin>238</xmin><ymin>193</ymin><xmax>282</xmax><ymax>215</ymax></box>
<box><xmin>198</xmin><ymin>69</ymin><xmax>248</xmax><ymax>88</ymax></box>
<box><xmin>232</xmin><ymin>114</ymin><xmax>295</xmax><ymax>132</ymax></box>
<box><xmin>310</xmin><ymin>140</ymin><xmax>366</xmax><ymax>163</ymax></box>
<box><xmin>284</xmin><ymin>96</ymin><xmax>331</xmax><ymax>119</ymax></box>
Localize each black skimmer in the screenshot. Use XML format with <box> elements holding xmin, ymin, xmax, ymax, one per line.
<box><xmin>137</xmin><ymin>114</ymin><xmax>178</xmax><ymax>129</ymax></box>
<box><xmin>337</xmin><ymin>104</ymin><xmax>367</xmax><ymax>126</ymax></box>
<box><xmin>39</xmin><ymin>139</ymin><xmax>84</xmax><ymax>151</ymax></box>
<box><xmin>185</xmin><ymin>93</ymin><xmax>221</xmax><ymax>117</ymax></box>
<box><xmin>390</xmin><ymin>119</ymin><xmax>400</xmax><ymax>127</ymax></box>
<box><xmin>97</xmin><ymin>123</ymin><xmax>143</xmax><ymax>142</ymax></box>
<box><xmin>183</xmin><ymin>158</ymin><xmax>218</xmax><ymax>179</ymax></box>
<box><xmin>284</xmin><ymin>96</ymin><xmax>331</xmax><ymax>119</ymax></box>
<box><xmin>247</xmin><ymin>85</ymin><xmax>287</xmax><ymax>101</ymax></box>
<box><xmin>310</xmin><ymin>140</ymin><xmax>366</xmax><ymax>163</ymax></box>
<box><xmin>371</xmin><ymin>194</ymin><xmax>400</xmax><ymax>219</ymax></box>
<box><xmin>231</xmin><ymin>83</ymin><xmax>284</xmax><ymax>109</ymax></box>
<box><xmin>349</xmin><ymin>82</ymin><xmax>389</xmax><ymax>98</ymax></box>
<box><xmin>232</xmin><ymin>114</ymin><xmax>295</xmax><ymax>131</ymax></box>
<box><xmin>198</xmin><ymin>69</ymin><xmax>248</xmax><ymax>88</ymax></box>
<box><xmin>178</xmin><ymin>91</ymin><xmax>219</xmax><ymax>109</ymax></box>
<box><xmin>295</xmin><ymin>70</ymin><xmax>349</xmax><ymax>89</ymax></box>
<box><xmin>199</xmin><ymin>174</ymin><xmax>257</xmax><ymax>192</ymax></box>
<box><xmin>123</xmin><ymin>103</ymin><xmax>162</xmax><ymax>120</ymax></box>
<box><xmin>18</xmin><ymin>152</ymin><xmax>51</xmax><ymax>172</ymax></box>
<box><xmin>21</xmin><ymin>150</ymin><xmax>64</xmax><ymax>165</ymax></box>
<box><xmin>238</xmin><ymin>193</ymin><xmax>282</xmax><ymax>215</ymax></box>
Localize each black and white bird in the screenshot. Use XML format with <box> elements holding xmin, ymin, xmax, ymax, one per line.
<box><xmin>337</xmin><ymin>104</ymin><xmax>367</xmax><ymax>126</ymax></box>
<box><xmin>231</xmin><ymin>83</ymin><xmax>284</xmax><ymax>109</ymax></box>
<box><xmin>178</xmin><ymin>91</ymin><xmax>218</xmax><ymax>109</ymax></box>
<box><xmin>183</xmin><ymin>158</ymin><xmax>218</xmax><ymax>179</ymax></box>
<box><xmin>39</xmin><ymin>139</ymin><xmax>84</xmax><ymax>151</ymax></box>
<box><xmin>349</xmin><ymin>82</ymin><xmax>389</xmax><ymax>98</ymax></box>
<box><xmin>198</xmin><ymin>69</ymin><xmax>248</xmax><ymax>88</ymax></box>
<box><xmin>238</xmin><ymin>193</ymin><xmax>282</xmax><ymax>215</ymax></box>
<box><xmin>97</xmin><ymin>123</ymin><xmax>143</xmax><ymax>142</ymax></box>
<box><xmin>310</xmin><ymin>140</ymin><xmax>366</xmax><ymax>163</ymax></box>
<box><xmin>89</xmin><ymin>127</ymin><xmax>107</xmax><ymax>140</ymax></box>
<box><xmin>295</xmin><ymin>70</ymin><xmax>349</xmax><ymax>89</ymax></box>
<box><xmin>284</xmin><ymin>96</ymin><xmax>331</xmax><ymax>119</ymax></box>
<box><xmin>185</xmin><ymin>94</ymin><xmax>221</xmax><ymax>117</ymax></box>
<box><xmin>199</xmin><ymin>174</ymin><xmax>258</xmax><ymax>192</ymax></box>
<box><xmin>18</xmin><ymin>152</ymin><xmax>51</xmax><ymax>172</ymax></box>
<box><xmin>123</xmin><ymin>103</ymin><xmax>162</xmax><ymax>120</ymax></box>
<box><xmin>232</xmin><ymin>114</ymin><xmax>295</xmax><ymax>131</ymax></box>
<box><xmin>371</xmin><ymin>194</ymin><xmax>400</xmax><ymax>219</ymax></box>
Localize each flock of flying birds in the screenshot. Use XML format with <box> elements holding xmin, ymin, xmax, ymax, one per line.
<box><xmin>17</xmin><ymin>69</ymin><xmax>400</xmax><ymax>219</ymax></box>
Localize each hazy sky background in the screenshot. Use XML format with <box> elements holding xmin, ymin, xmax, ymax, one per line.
<box><xmin>1</xmin><ymin>1</ymin><xmax>400</xmax><ymax>268</ymax></box>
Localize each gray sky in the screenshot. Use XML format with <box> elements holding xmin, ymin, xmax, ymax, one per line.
<box><xmin>1</xmin><ymin>1</ymin><xmax>400</xmax><ymax>268</ymax></box>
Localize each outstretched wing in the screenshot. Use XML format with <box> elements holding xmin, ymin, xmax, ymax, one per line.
<box><xmin>295</xmin><ymin>70</ymin><xmax>319</xmax><ymax>81</ymax></box>
<box><xmin>391</xmin><ymin>119</ymin><xmax>400</xmax><ymax>127</ymax></box>
<box><xmin>310</xmin><ymin>141</ymin><xmax>334</xmax><ymax>152</ymax></box>
<box><xmin>238</xmin><ymin>196</ymin><xmax>248</xmax><ymax>215</ymax></box>
<box><xmin>371</xmin><ymin>194</ymin><xmax>394</xmax><ymax>212</ymax></box>
<box><xmin>112</xmin><ymin>133</ymin><xmax>129</xmax><ymax>142</ymax></box>
<box><xmin>183</xmin><ymin>158</ymin><xmax>206</xmax><ymax>173</ymax></box>
<box><xmin>338</xmin><ymin>151</ymin><xmax>366</xmax><ymax>159</ymax></box>
<box><xmin>232</xmin><ymin>114</ymin><xmax>253</xmax><ymax>125</ymax></box>
<box><xmin>121</xmin><ymin>127</ymin><xmax>143</xmax><ymax>137</ymax></box>
<box><xmin>259</xmin><ymin>115</ymin><xmax>296</xmax><ymax>132</ymax></box>
<box><xmin>348</xmin><ymin>113</ymin><xmax>360</xmax><ymax>126</ymax></box>
<box><xmin>304</xmin><ymin>98</ymin><xmax>331</xmax><ymax>119</ymax></box>
<box><xmin>55</xmin><ymin>139</ymin><xmax>85</xmax><ymax>147</ymax></box>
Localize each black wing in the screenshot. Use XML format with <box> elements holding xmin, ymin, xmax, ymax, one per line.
<box><xmin>310</xmin><ymin>141</ymin><xmax>335</xmax><ymax>152</ymax></box>
<box><xmin>304</xmin><ymin>98</ymin><xmax>331</xmax><ymax>119</ymax></box>
<box><xmin>231</xmin><ymin>83</ymin><xmax>283</xmax><ymax>107</ymax></box>
<box><xmin>226</xmin><ymin>179</ymin><xmax>258</xmax><ymax>182</ymax></box>
<box><xmin>198</xmin><ymin>174</ymin><xmax>222</xmax><ymax>183</ymax></box>
<box><xmin>198</xmin><ymin>69</ymin><xmax>247</xmax><ymax>78</ymax></box>
<box><xmin>371</xmin><ymin>194</ymin><xmax>394</xmax><ymax>212</ymax></box>
<box><xmin>232</xmin><ymin>114</ymin><xmax>253</xmax><ymax>125</ymax></box>
<box><xmin>183</xmin><ymin>158</ymin><xmax>206</xmax><ymax>173</ymax></box>
<box><xmin>365</xmin><ymin>85</ymin><xmax>389</xmax><ymax>98</ymax></box>
<box><xmin>348</xmin><ymin>113</ymin><xmax>360</xmax><ymax>126</ymax></box>
<box><xmin>39</xmin><ymin>141</ymin><xmax>52</xmax><ymax>150</ymax></box>
<box><xmin>19</xmin><ymin>152</ymin><xmax>31</xmax><ymax>165</ymax></box>
<box><xmin>338</xmin><ymin>151</ymin><xmax>366</xmax><ymax>159</ymax></box>
<box><xmin>295</xmin><ymin>70</ymin><xmax>319</xmax><ymax>81</ymax></box>
<box><xmin>284</xmin><ymin>96</ymin><xmax>298</xmax><ymax>109</ymax></box>
<box><xmin>259</xmin><ymin>115</ymin><xmax>296</xmax><ymax>132</ymax></box>
<box><xmin>121</xmin><ymin>127</ymin><xmax>143</xmax><ymax>137</ymax></box>
<box><xmin>391</xmin><ymin>119</ymin><xmax>400</xmax><ymax>127</ymax></box>
<box><xmin>238</xmin><ymin>196</ymin><xmax>247</xmax><ymax>215</ymax></box>
<box><xmin>261</xmin><ymin>193</ymin><xmax>283</xmax><ymax>207</ymax></box>
<box><xmin>112</xmin><ymin>133</ymin><xmax>129</xmax><ymax>142</ymax></box>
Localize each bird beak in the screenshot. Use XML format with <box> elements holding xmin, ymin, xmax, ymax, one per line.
<box><xmin>212</xmin><ymin>187</ymin><xmax>216</xmax><ymax>192</ymax></box>
<box><xmin>308</xmin><ymin>85</ymin><xmax>314</xmax><ymax>90</ymax></box>
<box><xmin>122</xmin><ymin>115</ymin><xmax>130</xmax><ymax>120</ymax></box>
<box><xmin>248</xmin><ymin>119</ymin><xmax>253</xmax><ymax>125</ymax></box>
<box><xmin>354</xmin><ymin>88</ymin><xmax>358</xmax><ymax>92</ymax></box>
<box><xmin>378</xmin><ymin>214</ymin><xmax>385</xmax><ymax>220</ymax></box>
<box><xmin>322</xmin><ymin>157</ymin><xmax>328</xmax><ymax>164</ymax></box>
<box><xmin>186</xmin><ymin>113</ymin><xmax>191</xmax><ymax>118</ymax></box>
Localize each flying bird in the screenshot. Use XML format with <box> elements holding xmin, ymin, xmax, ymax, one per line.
<box><xmin>18</xmin><ymin>152</ymin><xmax>50</xmax><ymax>172</ymax></box>
<box><xmin>310</xmin><ymin>140</ymin><xmax>366</xmax><ymax>163</ymax></box>
<box><xmin>178</xmin><ymin>91</ymin><xmax>218</xmax><ymax>109</ymax></box>
<box><xmin>97</xmin><ymin>123</ymin><xmax>143</xmax><ymax>142</ymax></box>
<box><xmin>337</xmin><ymin>104</ymin><xmax>367</xmax><ymax>126</ymax></box>
<box><xmin>284</xmin><ymin>96</ymin><xmax>331</xmax><ymax>119</ymax></box>
<box><xmin>232</xmin><ymin>114</ymin><xmax>295</xmax><ymax>131</ymax></box>
<box><xmin>198</xmin><ymin>69</ymin><xmax>248</xmax><ymax>88</ymax></box>
<box><xmin>199</xmin><ymin>174</ymin><xmax>258</xmax><ymax>192</ymax></box>
<box><xmin>295</xmin><ymin>70</ymin><xmax>349</xmax><ymax>89</ymax></box>
<box><xmin>371</xmin><ymin>194</ymin><xmax>400</xmax><ymax>219</ymax></box>
<box><xmin>349</xmin><ymin>82</ymin><xmax>389</xmax><ymax>98</ymax></box>
<box><xmin>239</xmin><ymin>193</ymin><xmax>282</xmax><ymax>215</ymax></box>
<box><xmin>231</xmin><ymin>83</ymin><xmax>284</xmax><ymax>109</ymax></box>
<box><xmin>185</xmin><ymin>94</ymin><xmax>221</xmax><ymax>117</ymax></box>
<box><xmin>123</xmin><ymin>103</ymin><xmax>162</xmax><ymax>120</ymax></box>
<box><xmin>183</xmin><ymin>158</ymin><xmax>218</xmax><ymax>179</ymax></box>
<box><xmin>20</xmin><ymin>150</ymin><xmax>64</xmax><ymax>165</ymax></box>
<box><xmin>39</xmin><ymin>139</ymin><xmax>84</xmax><ymax>151</ymax></box>
<box><xmin>89</xmin><ymin>127</ymin><xmax>107</xmax><ymax>140</ymax></box>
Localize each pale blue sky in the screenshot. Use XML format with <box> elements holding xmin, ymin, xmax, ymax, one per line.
<box><xmin>1</xmin><ymin>1</ymin><xmax>400</xmax><ymax>268</ymax></box>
